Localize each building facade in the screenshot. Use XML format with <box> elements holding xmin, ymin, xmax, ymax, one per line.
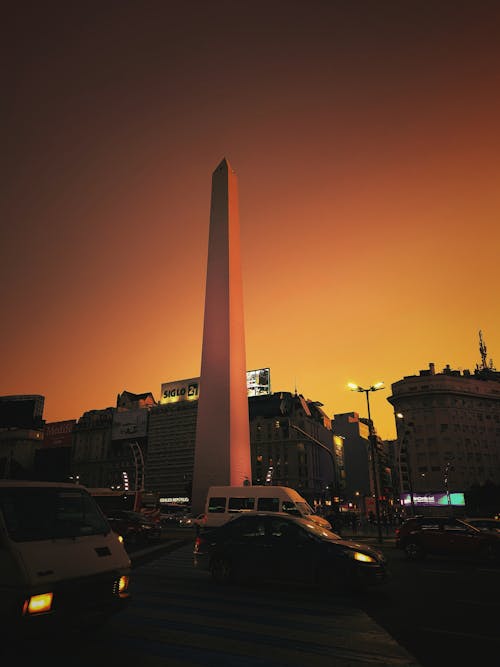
<box><xmin>388</xmin><ymin>362</ymin><xmax>500</xmax><ymax>497</ymax></box>
<box><xmin>249</xmin><ymin>392</ymin><xmax>343</xmax><ymax>509</ymax></box>
<box><xmin>144</xmin><ymin>385</ymin><xmax>343</xmax><ymax>509</ymax></box>
<box><xmin>0</xmin><ymin>394</ymin><xmax>45</xmax><ymax>478</ymax></box>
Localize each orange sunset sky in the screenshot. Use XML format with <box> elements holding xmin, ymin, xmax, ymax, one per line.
<box><xmin>3</xmin><ymin>1</ymin><xmax>500</xmax><ymax>440</ymax></box>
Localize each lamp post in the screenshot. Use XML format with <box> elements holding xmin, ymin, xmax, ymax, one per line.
<box><xmin>348</xmin><ymin>382</ymin><xmax>384</xmax><ymax>544</ymax></box>
<box><xmin>287</xmin><ymin>420</ymin><xmax>337</xmax><ymax>505</ymax></box>
<box><xmin>443</xmin><ymin>459</ymin><xmax>454</xmax><ymax>508</ymax></box>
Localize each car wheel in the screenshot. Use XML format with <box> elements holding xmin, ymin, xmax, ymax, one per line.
<box><xmin>405</xmin><ymin>541</ymin><xmax>425</xmax><ymax>560</ymax></box>
<box><xmin>210</xmin><ymin>557</ymin><xmax>233</xmax><ymax>584</ymax></box>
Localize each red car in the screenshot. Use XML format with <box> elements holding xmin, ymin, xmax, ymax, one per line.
<box><xmin>395</xmin><ymin>515</ymin><xmax>500</xmax><ymax>562</ymax></box>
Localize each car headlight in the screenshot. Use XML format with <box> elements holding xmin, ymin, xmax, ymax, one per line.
<box><xmin>351</xmin><ymin>550</ymin><xmax>377</xmax><ymax>563</ymax></box>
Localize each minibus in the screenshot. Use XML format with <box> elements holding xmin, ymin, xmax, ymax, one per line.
<box><xmin>202</xmin><ymin>485</ymin><xmax>332</xmax><ymax>529</ymax></box>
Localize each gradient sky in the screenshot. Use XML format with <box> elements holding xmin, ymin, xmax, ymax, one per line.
<box><xmin>3</xmin><ymin>1</ymin><xmax>500</xmax><ymax>440</ymax></box>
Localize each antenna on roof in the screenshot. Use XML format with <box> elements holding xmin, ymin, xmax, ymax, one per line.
<box><xmin>479</xmin><ymin>330</ymin><xmax>488</xmax><ymax>369</ymax></box>
<box><xmin>478</xmin><ymin>329</ymin><xmax>495</xmax><ymax>371</ymax></box>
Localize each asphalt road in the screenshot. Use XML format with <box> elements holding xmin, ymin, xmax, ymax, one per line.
<box><xmin>356</xmin><ymin>543</ymin><xmax>500</xmax><ymax>667</ymax></box>
<box><xmin>1</xmin><ymin>531</ymin><xmax>420</xmax><ymax>667</ymax></box>
<box><xmin>3</xmin><ymin>529</ymin><xmax>498</xmax><ymax>666</ymax></box>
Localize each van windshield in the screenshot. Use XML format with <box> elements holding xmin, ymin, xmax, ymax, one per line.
<box><xmin>0</xmin><ymin>487</ymin><xmax>110</xmax><ymax>542</ymax></box>
<box><xmin>282</xmin><ymin>500</ymin><xmax>315</xmax><ymax>517</ymax></box>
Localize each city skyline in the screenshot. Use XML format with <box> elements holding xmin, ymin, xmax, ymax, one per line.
<box><xmin>3</xmin><ymin>1</ymin><xmax>500</xmax><ymax>440</ymax></box>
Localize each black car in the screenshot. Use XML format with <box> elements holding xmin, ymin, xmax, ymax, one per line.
<box><xmin>106</xmin><ymin>510</ymin><xmax>162</xmax><ymax>546</ymax></box>
<box><xmin>193</xmin><ymin>512</ymin><xmax>388</xmax><ymax>591</ymax></box>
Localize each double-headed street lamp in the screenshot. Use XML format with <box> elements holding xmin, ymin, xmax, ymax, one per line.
<box><xmin>348</xmin><ymin>381</ymin><xmax>384</xmax><ymax>544</ymax></box>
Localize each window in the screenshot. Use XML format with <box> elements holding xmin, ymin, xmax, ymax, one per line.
<box><xmin>281</xmin><ymin>500</ymin><xmax>301</xmax><ymax>517</ymax></box>
<box><xmin>270</xmin><ymin>519</ymin><xmax>301</xmax><ymax>541</ymax></box>
<box><xmin>207</xmin><ymin>496</ymin><xmax>226</xmax><ymax>513</ymax></box>
<box><xmin>0</xmin><ymin>487</ymin><xmax>109</xmax><ymax>542</ymax></box>
<box><xmin>444</xmin><ymin>523</ymin><xmax>468</xmax><ymax>533</ymax></box>
<box><xmin>257</xmin><ymin>497</ymin><xmax>279</xmax><ymax>512</ymax></box>
<box><xmin>420</xmin><ymin>521</ymin><xmax>441</xmax><ymax>532</ymax></box>
<box><xmin>231</xmin><ymin>517</ymin><xmax>265</xmax><ymax>538</ymax></box>
<box><xmin>228</xmin><ymin>496</ymin><xmax>255</xmax><ymax>512</ymax></box>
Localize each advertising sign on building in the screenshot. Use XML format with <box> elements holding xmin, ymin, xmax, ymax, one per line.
<box><xmin>246</xmin><ymin>368</ymin><xmax>271</xmax><ymax>396</ymax></box>
<box><xmin>43</xmin><ymin>419</ymin><xmax>76</xmax><ymax>448</ymax></box>
<box><xmin>111</xmin><ymin>409</ymin><xmax>148</xmax><ymax>440</ymax></box>
<box><xmin>160</xmin><ymin>378</ymin><xmax>200</xmax><ymax>404</ymax></box>
<box><xmin>160</xmin><ymin>368</ymin><xmax>272</xmax><ymax>405</ymax></box>
<box><xmin>400</xmin><ymin>492</ymin><xmax>465</xmax><ymax>507</ymax></box>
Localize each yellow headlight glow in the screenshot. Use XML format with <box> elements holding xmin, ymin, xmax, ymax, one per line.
<box><xmin>353</xmin><ymin>551</ymin><xmax>376</xmax><ymax>563</ymax></box>
<box><xmin>24</xmin><ymin>592</ymin><xmax>53</xmax><ymax>615</ymax></box>
<box><xmin>118</xmin><ymin>575</ymin><xmax>129</xmax><ymax>594</ymax></box>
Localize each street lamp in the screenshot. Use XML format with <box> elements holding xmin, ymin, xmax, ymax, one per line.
<box><xmin>348</xmin><ymin>381</ymin><xmax>384</xmax><ymax>543</ymax></box>
<box><xmin>287</xmin><ymin>420</ymin><xmax>337</xmax><ymax>505</ymax></box>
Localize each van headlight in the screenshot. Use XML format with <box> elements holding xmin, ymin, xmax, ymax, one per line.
<box><xmin>23</xmin><ymin>592</ymin><xmax>54</xmax><ymax>615</ymax></box>
<box><xmin>114</xmin><ymin>575</ymin><xmax>130</xmax><ymax>598</ymax></box>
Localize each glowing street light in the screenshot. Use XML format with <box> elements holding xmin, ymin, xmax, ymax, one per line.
<box><xmin>348</xmin><ymin>381</ymin><xmax>385</xmax><ymax>543</ymax></box>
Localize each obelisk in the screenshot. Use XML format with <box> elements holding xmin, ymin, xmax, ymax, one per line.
<box><xmin>190</xmin><ymin>158</ymin><xmax>252</xmax><ymax>515</ymax></box>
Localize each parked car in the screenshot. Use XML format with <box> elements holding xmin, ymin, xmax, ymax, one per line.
<box><xmin>159</xmin><ymin>512</ymin><xmax>183</xmax><ymax>528</ymax></box>
<box><xmin>463</xmin><ymin>517</ymin><xmax>500</xmax><ymax>533</ymax></box>
<box><xmin>159</xmin><ymin>504</ymin><xmax>191</xmax><ymax>528</ymax></box>
<box><xmin>177</xmin><ymin>514</ymin><xmax>195</xmax><ymax>528</ymax></box>
<box><xmin>106</xmin><ymin>510</ymin><xmax>162</xmax><ymax>546</ymax></box>
<box><xmin>193</xmin><ymin>512</ymin><xmax>388</xmax><ymax>591</ymax></box>
<box><xmin>395</xmin><ymin>515</ymin><xmax>500</xmax><ymax>561</ymax></box>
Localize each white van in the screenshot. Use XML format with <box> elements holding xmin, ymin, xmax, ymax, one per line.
<box><xmin>0</xmin><ymin>480</ymin><xmax>132</xmax><ymax>633</ymax></box>
<box><xmin>202</xmin><ymin>485</ymin><xmax>332</xmax><ymax>530</ymax></box>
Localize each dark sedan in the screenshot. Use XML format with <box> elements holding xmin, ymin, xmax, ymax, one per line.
<box><xmin>106</xmin><ymin>510</ymin><xmax>162</xmax><ymax>546</ymax></box>
<box><xmin>193</xmin><ymin>512</ymin><xmax>388</xmax><ymax>591</ymax></box>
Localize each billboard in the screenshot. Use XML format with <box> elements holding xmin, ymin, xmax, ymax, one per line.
<box><xmin>160</xmin><ymin>369</ymin><xmax>271</xmax><ymax>404</ymax></box>
<box><xmin>160</xmin><ymin>378</ymin><xmax>200</xmax><ymax>404</ymax></box>
<box><xmin>112</xmin><ymin>409</ymin><xmax>148</xmax><ymax>440</ymax></box>
<box><xmin>246</xmin><ymin>368</ymin><xmax>271</xmax><ymax>396</ymax></box>
<box><xmin>400</xmin><ymin>492</ymin><xmax>465</xmax><ymax>507</ymax></box>
<box><xmin>43</xmin><ymin>419</ymin><xmax>76</xmax><ymax>448</ymax></box>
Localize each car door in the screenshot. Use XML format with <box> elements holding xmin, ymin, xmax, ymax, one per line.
<box><xmin>265</xmin><ymin>517</ymin><xmax>317</xmax><ymax>584</ymax></box>
<box><xmin>221</xmin><ymin>516</ymin><xmax>268</xmax><ymax>580</ymax></box>
<box><xmin>441</xmin><ymin>520</ymin><xmax>484</xmax><ymax>558</ymax></box>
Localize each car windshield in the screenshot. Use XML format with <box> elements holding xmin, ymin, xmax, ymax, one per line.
<box><xmin>0</xmin><ymin>487</ymin><xmax>110</xmax><ymax>542</ymax></box>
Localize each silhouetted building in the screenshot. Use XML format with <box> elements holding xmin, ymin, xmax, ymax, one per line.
<box><xmin>388</xmin><ymin>361</ymin><xmax>500</xmax><ymax>495</ymax></box>
<box><xmin>34</xmin><ymin>419</ymin><xmax>77</xmax><ymax>482</ymax></box>
<box><xmin>0</xmin><ymin>394</ymin><xmax>45</xmax><ymax>478</ymax></box>
<box><xmin>0</xmin><ymin>394</ymin><xmax>44</xmax><ymax>429</ymax></box>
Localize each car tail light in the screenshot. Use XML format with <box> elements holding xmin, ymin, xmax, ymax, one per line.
<box><xmin>194</xmin><ymin>535</ymin><xmax>206</xmax><ymax>553</ymax></box>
